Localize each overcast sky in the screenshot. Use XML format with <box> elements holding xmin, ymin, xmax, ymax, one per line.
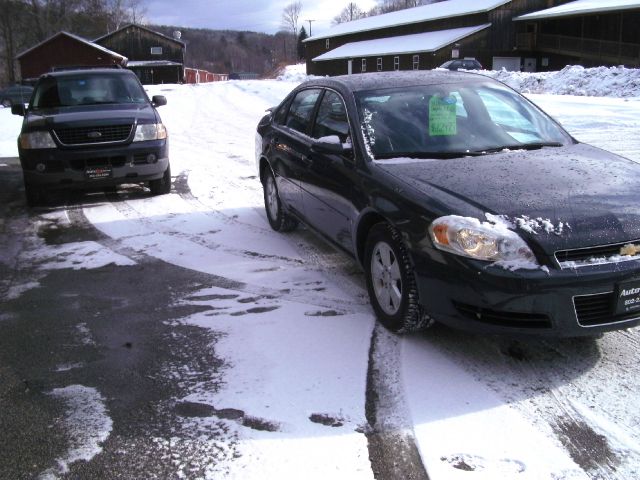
<box><xmin>145</xmin><ymin>0</ymin><xmax>378</xmax><ymax>36</ymax></box>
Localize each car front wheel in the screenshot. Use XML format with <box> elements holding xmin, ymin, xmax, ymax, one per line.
<box><xmin>365</xmin><ymin>223</ymin><xmax>432</xmax><ymax>333</ymax></box>
<box><xmin>150</xmin><ymin>164</ymin><xmax>171</xmax><ymax>195</ymax></box>
<box><xmin>24</xmin><ymin>179</ymin><xmax>43</xmax><ymax>207</ymax></box>
<box><xmin>263</xmin><ymin>169</ymin><xmax>297</xmax><ymax>232</ymax></box>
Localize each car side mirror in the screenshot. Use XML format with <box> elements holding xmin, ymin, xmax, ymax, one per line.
<box><xmin>152</xmin><ymin>95</ymin><xmax>167</xmax><ymax>107</ymax></box>
<box><xmin>11</xmin><ymin>103</ymin><xmax>26</xmax><ymax>116</ymax></box>
<box><xmin>311</xmin><ymin>137</ymin><xmax>349</xmax><ymax>155</ymax></box>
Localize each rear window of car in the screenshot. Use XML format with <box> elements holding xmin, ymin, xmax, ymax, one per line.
<box><xmin>31</xmin><ymin>74</ymin><xmax>148</xmax><ymax>109</ymax></box>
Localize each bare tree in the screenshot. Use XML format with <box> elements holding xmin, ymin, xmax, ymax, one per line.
<box><xmin>281</xmin><ymin>1</ymin><xmax>302</xmax><ymax>37</ymax></box>
<box><xmin>333</xmin><ymin>2</ymin><xmax>366</xmax><ymax>25</ymax></box>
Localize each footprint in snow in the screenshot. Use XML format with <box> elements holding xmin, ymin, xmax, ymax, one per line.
<box><xmin>441</xmin><ymin>453</ymin><xmax>526</xmax><ymax>474</ymax></box>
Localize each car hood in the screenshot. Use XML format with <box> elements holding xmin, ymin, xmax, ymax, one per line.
<box><xmin>23</xmin><ymin>103</ymin><xmax>158</xmax><ymax>130</ymax></box>
<box><xmin>376</xmin><ymin>143</ymin><xmax>640</xmax><ymax>255</ymax></box>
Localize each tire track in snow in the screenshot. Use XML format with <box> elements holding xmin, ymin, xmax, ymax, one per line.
<box><xmin>365</xmin><ymin>324</ymin><xmax>430</xmax><ymax>480</ymax></box>
<box><xmin>64</xmin><ymin>199</ymin><xmax>367</xmax><ymax>312</ymax></box>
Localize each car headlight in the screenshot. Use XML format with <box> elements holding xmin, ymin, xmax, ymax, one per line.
<box><xmin>19</xmin><ymin>131</ymin><xmax>56</xmax><ymax>149</ymax></box>
<box><xmin>133</xmin><ymin>123</ymin><xmax>167</xmax><ymax>142</ymax></box>
<box><xmin>429</xmin><ymin>215</ymin><xmax>537</xmax><ymax>264</ymax></box>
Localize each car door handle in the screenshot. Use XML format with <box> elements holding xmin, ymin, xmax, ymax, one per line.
<box><xmin>300</xmin><ymin>154</ymin><xmax>313</xmax><ymax>166</ymax></box>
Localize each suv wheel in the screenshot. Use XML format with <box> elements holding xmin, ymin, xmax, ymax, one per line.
<box><xmin>150</xmin><ymin>164</ymin><xmax>171</xmax><ymax>195</ymax></box>
<box><xmin>365</xmin><ymin>223</ymin><xmax>433</xmax><ymax>333</ymax></box>
<box><xmin>24</xmin><ymin>180</ymin><xmax>43</xmax><ymax>207</ymax></box>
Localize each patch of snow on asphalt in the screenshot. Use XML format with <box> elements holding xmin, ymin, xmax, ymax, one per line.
<box><xmin>39</xmin><ymin>385</ymin><xmax>112</xmax><ymax>478</ymax></box>
<box><xmin>26</xmin><ymin>241</ymin><xmax>136</xmax><ymax>270</ymax></box>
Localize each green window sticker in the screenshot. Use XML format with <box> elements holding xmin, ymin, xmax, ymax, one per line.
<box><xmin>429</xmin><ymin>95</ymin><xmax>457</xmax><ymax>136</ymax></box>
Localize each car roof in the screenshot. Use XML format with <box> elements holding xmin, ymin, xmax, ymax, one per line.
<box><xmin>299</xmin><ymin>70</ymin><xmax>491</xmax><ymax>93</ymax></box>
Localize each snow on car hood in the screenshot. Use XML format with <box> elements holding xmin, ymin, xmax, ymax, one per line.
<box><xmin>376</xmin><ymin>143</ymin><xmax>640</xmax><ymax>255</ymax></box>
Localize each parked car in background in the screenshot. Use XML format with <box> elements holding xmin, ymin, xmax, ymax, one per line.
<box><xmin>439</xmin><ymin>59</ymin><xmax>483</xmax><ymax>70</ymax></box>
<box><xmin>0</xmin><ymin>84</ymin><xmax>34</xmax><ymax>107</ymax></box>
<box><xmin>12</xmin><ymin>68</ymin><xmax>171</xmax><ymax>206</ymax></box>
<box><xmin>255</xmin><ymin>70</ymin><xmax>640</xmax><ymax>337</ymax></box>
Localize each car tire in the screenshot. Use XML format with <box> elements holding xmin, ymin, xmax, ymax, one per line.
<box><xmin>24</xmin><ymin>180</ymin><xmax>43</xmax><ymax>207</ymax></box>
<box><xmin>149</xmin><ymin>164</ymin><xmax>171</xmax><ymax>195</ymax></box>
<box><xmin>365</xmin><ymin>223</ymin><xmax>433</xmax><ymax>333</ymax></box>
<box><xmin>263</xmin><ymin>168</ymin><xmax>297</xmax><ymax>232</ymax></box>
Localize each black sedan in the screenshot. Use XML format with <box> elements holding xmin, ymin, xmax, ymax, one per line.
<box><xmin>255</xmin><ymin>71</ymin><xmax>640</xmax><ymax>337</ymax></box>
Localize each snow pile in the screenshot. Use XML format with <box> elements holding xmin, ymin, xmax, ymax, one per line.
<box><xmin>480</xmin><ymin>65</ymin><xmax>640</xmax><ymax>98</ymax></box>
<box><xmin>276</xmin><ymin>63</ymin><xmax>318</xmax><ymax>82</ymax></box>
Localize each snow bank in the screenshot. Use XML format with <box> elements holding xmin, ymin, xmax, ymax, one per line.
<box><xmin>277</xmin><ymin>63</ymin><xmax>317</xmax><ymax>82</ymax></box>
<box><xmin>280</xmin><ymin>62</ymin><xmax>640</xmax><ymax>98</ymax></box>
<box><xmin>479</xmin><ymin>65</ymin><xmax>640</xmax><ymax>98</ymax></box>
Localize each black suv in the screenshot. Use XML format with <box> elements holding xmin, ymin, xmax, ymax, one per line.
<box><xmin>12</xmin><ymin>68</ymin><xmax>171</xmax><ymax>206</ymax></box>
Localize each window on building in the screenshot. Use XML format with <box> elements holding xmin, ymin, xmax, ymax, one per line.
<box><xmin>362</xmin><ymin>59</ymin><xmax>367</xmax><ymax>72</ymax></box>
<box><xmin>150</xmin><ymin>47</ymin><xmax>163</xmax><ymax>55</ymax></box>
<box><xmin>413</xmin><ymin>55</ymin><xmax>419</xmax><ymax>70</ymax></box>
<box><xmin>326</xmin><ymin>39</ymin><xmax>330</xmax><ymax>49</ymax></box>
<box><xmin>377</xmin><ymin>58</ymin><xmax>382</xmax><ymax>71</ymax></box>
<box><xmin>394</xmin><ymin>56</ymin><xmax>400</xmax><ymax>71</ymax></box>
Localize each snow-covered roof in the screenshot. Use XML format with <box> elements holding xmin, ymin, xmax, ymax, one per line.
<box><xmin>16</xmin><ymin>31</ymin><xmax>127</xmax><ymax>61</ymax></box>
<box><xmin>304</xmin><ymin>0</ymin><xmax>510</xmax><ymax>42</ymax></box>
<box><xmin>312</xmin><ymin>24</ymin><xmax>491</xmax><ymax>62</ymax></box>
<box><xmin>95</xmin><ymin>24</ymin><xmax>185</xmax><ymax>47</ymax></box>
<box><xmin>515</xmin><ymin>0</ymin><xmax>640</xmax><ymax>21</ymax></box>
<box><xmin>126</xmin><ymin>60</ymin><xmax>183</xmax><ymax>67</ymax></box>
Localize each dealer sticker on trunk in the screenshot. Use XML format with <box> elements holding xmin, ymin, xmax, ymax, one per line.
<box><xmin>616</xmin><ymin>281</ymin><xmax>640</xmax><ymax>315</ymax></box>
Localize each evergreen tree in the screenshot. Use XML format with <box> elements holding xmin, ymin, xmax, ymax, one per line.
<box><xmin>297</xmin><ymin>26</ymin><xmax>308</xmax><ymax>61</ymax></box>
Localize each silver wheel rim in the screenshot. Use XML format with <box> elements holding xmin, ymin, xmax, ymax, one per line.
<box><xmin>370</xmin><ymin>241</ymin><xmax>403</xmax><ymax>316</ymax></box>
<box><xmin>265</xmin><ymin>175</ymin><xmax>279</xmax><ymax>220</ymax></box>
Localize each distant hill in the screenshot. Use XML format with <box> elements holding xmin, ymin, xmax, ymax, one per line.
<box><xmin>149</xmin><ymin>25</ymin><xmax>297</xmax><ymax>76</ymax></box>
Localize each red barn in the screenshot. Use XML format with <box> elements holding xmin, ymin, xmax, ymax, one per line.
<box><xmin>17</xmin><ymin>31</ymin><xmax>127</xmax><ymax>81</ymax></box>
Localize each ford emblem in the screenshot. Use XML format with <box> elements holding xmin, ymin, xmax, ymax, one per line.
<box><xmin>87</xmin><ymin>131</ymin><xmax>102</xmax><ymax>139</ymax></box>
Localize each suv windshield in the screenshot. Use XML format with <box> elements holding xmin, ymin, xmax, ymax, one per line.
<box><xmin>355</xmin><ymin>81</ymin><xmax>572</xmax><ymax>160</ymax></box>
<box><xmin>30</xmin><ymin>73</ymin><xmax>148</xmax><ymax>109</ymax></box>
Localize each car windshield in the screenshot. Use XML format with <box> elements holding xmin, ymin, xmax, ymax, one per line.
<box><xmin>30</xmin><ymin>74</ymin><xmax>148</xmax><ymax>109</ymax></box>
<box><xmin>355</xmin><ymin>81</ymin><xmax>572</xmax><ymax>160</ymax></box>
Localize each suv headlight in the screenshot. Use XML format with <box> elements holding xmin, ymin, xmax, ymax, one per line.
<box><xmin>429</xmin><ymin>215</ymin><xmax>537</xmax><ymax>264</ymax></box>
<box><xmin>133</xmin><ymin>123</ymin><xmax>167</xmax><ymax>142</ymax></box>
<box><xmin>19</xmin><ymin>131</ymin><xmax>56</xmax><ymax>149</ymax></box>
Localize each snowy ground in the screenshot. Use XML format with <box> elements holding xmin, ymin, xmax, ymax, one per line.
<box><xmin>1</xmin><ymin>65</ymin><xmax>640</xmax><ymax>479</ymax></box>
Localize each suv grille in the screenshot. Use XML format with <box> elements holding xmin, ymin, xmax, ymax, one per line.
<box><xmin>54</xmin><ymin>124</ymin><xmax>133</xmax><ymax>145</ymax></box>
<box><xmin>574</xmin><ymin>292</ymin><xmax>640</xmax><ymax>326</ymax></box>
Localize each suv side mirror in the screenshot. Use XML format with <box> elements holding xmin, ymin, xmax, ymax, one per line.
<box><xmin>152</xmin><ymin>95</ymin><xmax>167</xmax><ymax>107</ymax></box>
<box><xmin>11</xmin><ymin>103</ymin><xmax>26</xmax><ymax>116</ymax></box>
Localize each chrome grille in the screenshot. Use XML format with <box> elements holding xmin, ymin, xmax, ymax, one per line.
<box><xmin>556</xmin><ymin>239</ymin><xmax>640</xmax><ymax>268</ymax></box>
<box><xmin>53</xmin><ymin>124</ymin><xmax>133</xmax><ymax>145</ymax></box>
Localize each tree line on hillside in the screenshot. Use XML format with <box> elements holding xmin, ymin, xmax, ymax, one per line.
<box><xmin>334</xmin><ymin>0</ymin><xmax>446</xmax><ymax>24</ymax></box>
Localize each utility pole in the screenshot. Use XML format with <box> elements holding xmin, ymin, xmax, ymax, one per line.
<box><xmin>306</xmin><ymin>19</ymin><xmax>315</xmax><ymax>37</ymax></box>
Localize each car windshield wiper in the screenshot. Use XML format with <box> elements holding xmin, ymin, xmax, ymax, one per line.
<box><xmin>375</xmin><ymin>151</ymin><xmax>483</xmax><ymax>160</ymax></box>
<box><xmin>473</xmin><ymin>142</ymin><xmax>564</xmax><ymax>154</ymax></box>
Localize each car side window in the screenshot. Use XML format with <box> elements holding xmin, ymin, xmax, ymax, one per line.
<box><xmin>311</xmin><ymin>90</ymin><xmax>350</xmax><ymax>143</ymax></box>
<box><xmin>285</xmin><ymin>89</ymin><xmax>321</xmax><ymax>134</ymax></box>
